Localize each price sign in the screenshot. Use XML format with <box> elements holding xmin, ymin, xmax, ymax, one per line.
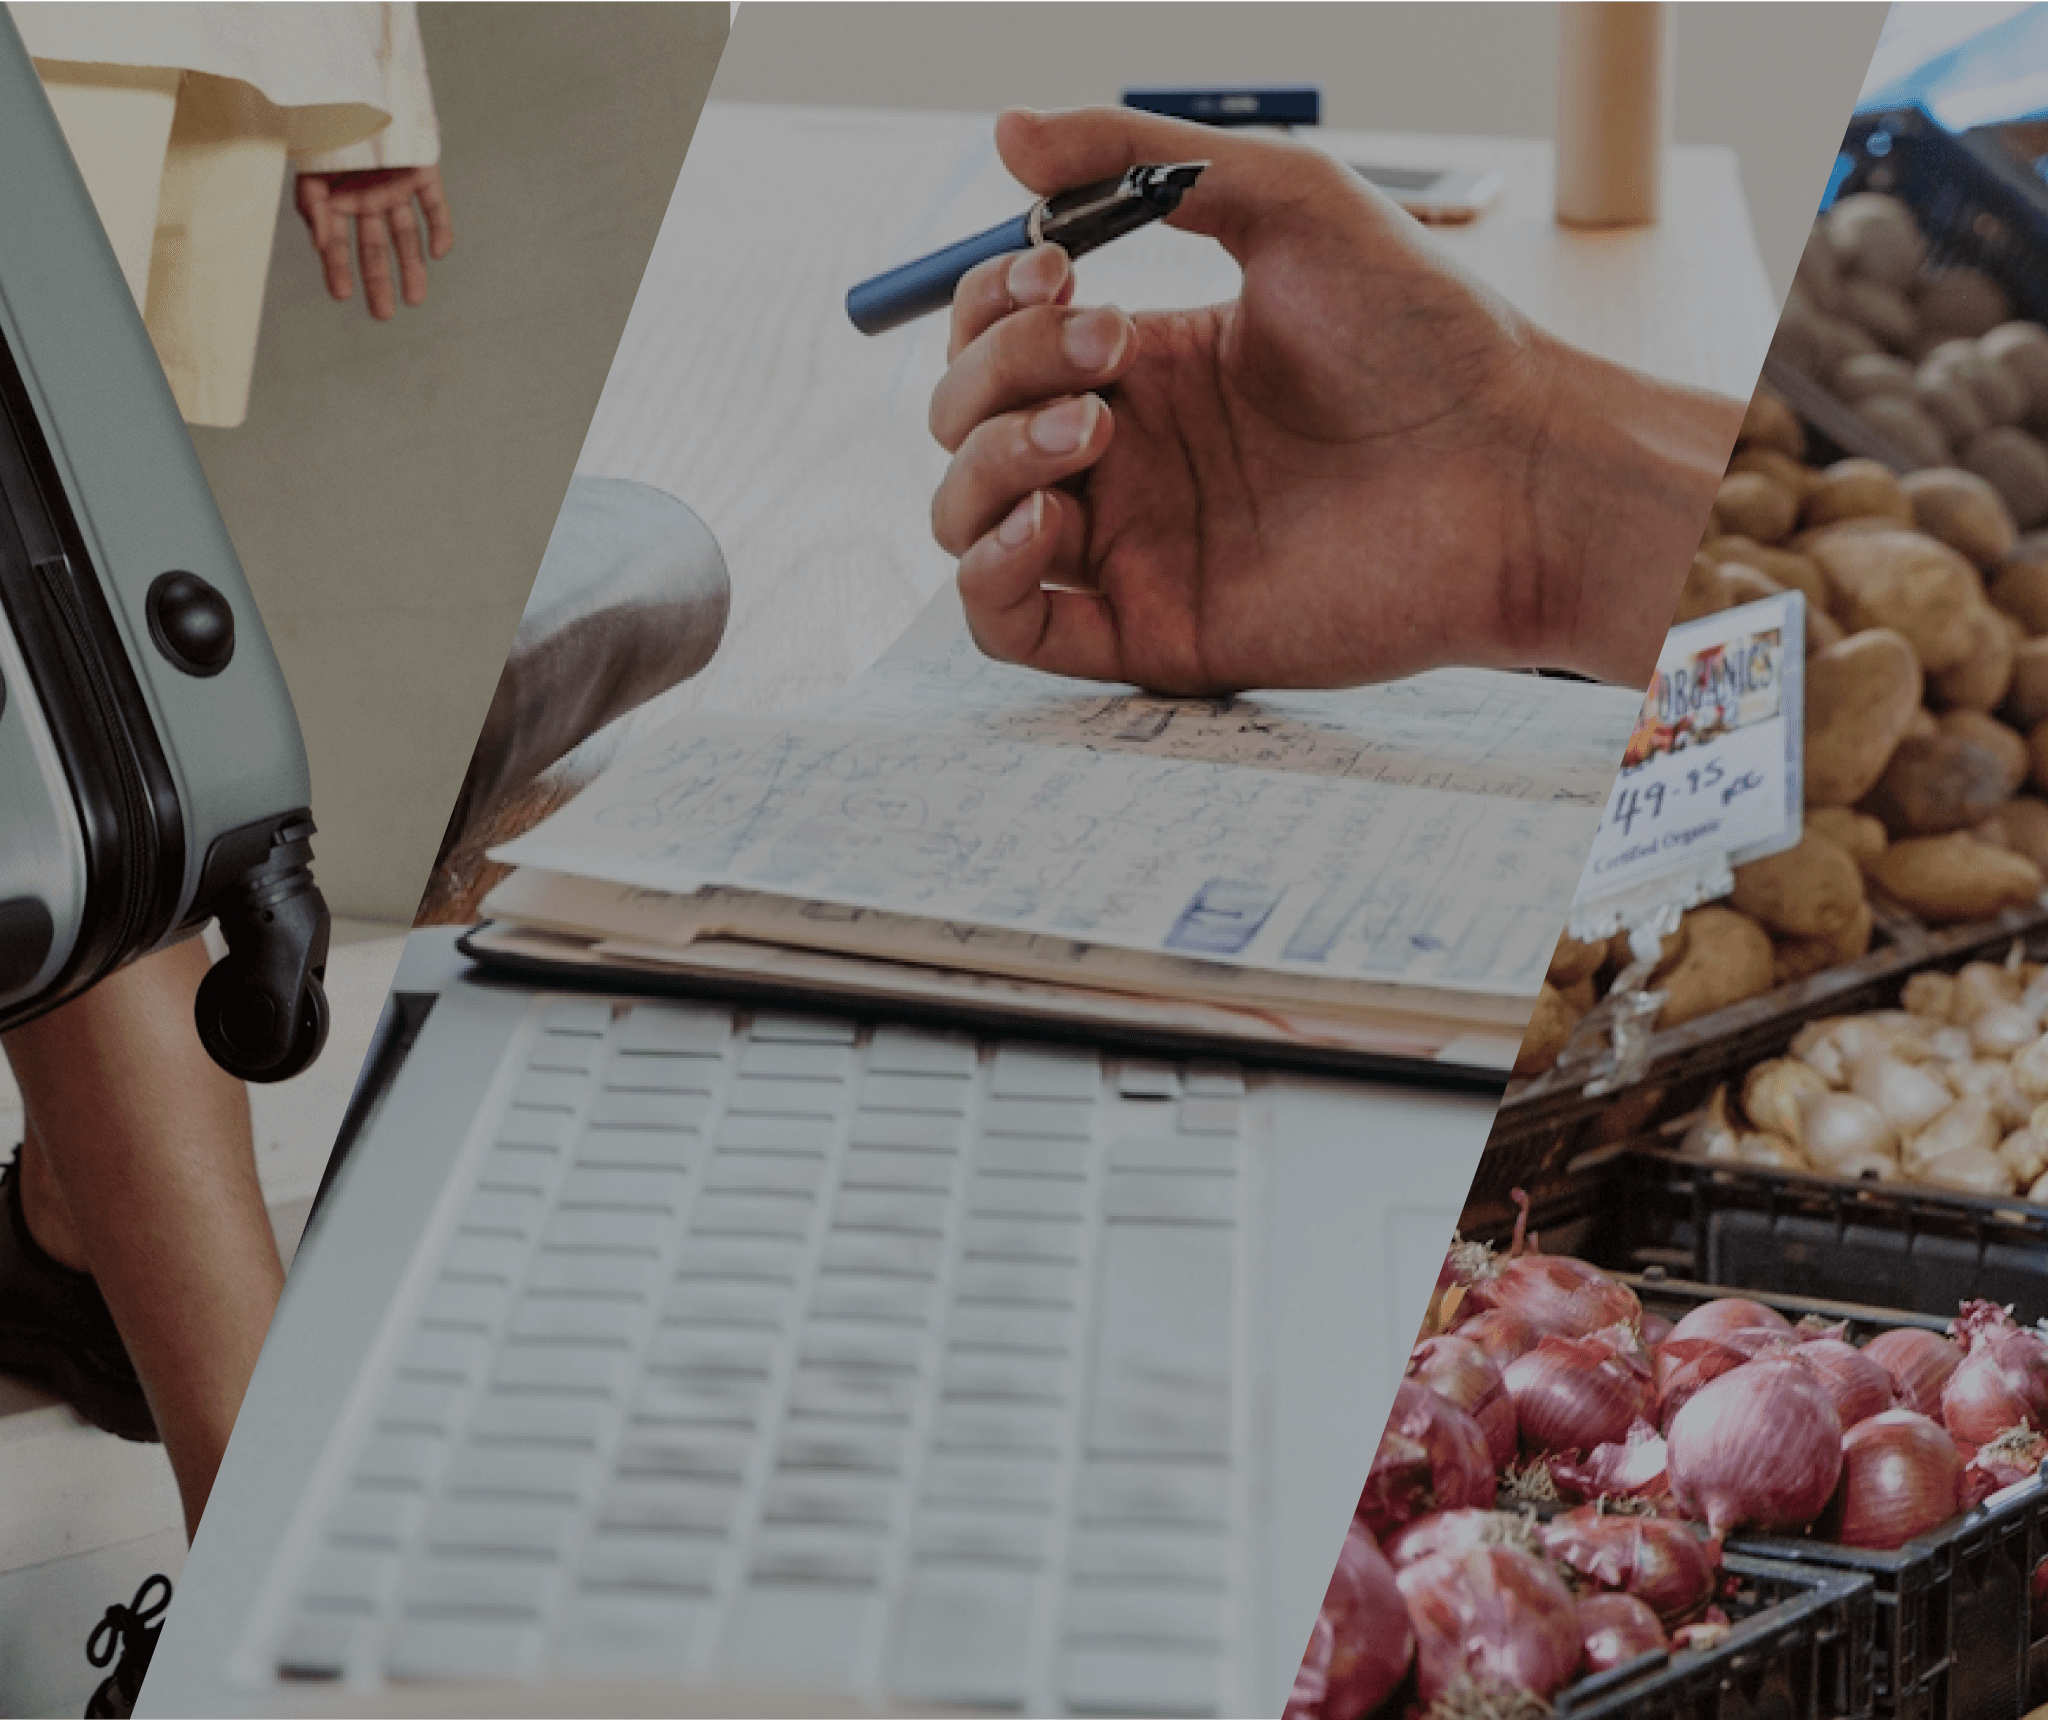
<box><xmin>1571</xmin><ymin>591</ymin><xmax>1805</xmax><ymax>918</ymax></box>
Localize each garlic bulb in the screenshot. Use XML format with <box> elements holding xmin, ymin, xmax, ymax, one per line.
<box><xmin>1901</xmin><ymin>971</ymin><xmax>1958</xmax><ymax>1019</ymax></box>
<box><xmin>1954</xmin><ymin>962</ymin><xmax>2020</xmax><ymax>1024</ymax></box>
<box><xmin>2031</xmin><ymin>1166</ymin><xmax>2048</xmax><ymax>1203</ymax></box>
<box><xmin>1682</xmin><ymin>1086</ymin><xmax>1740</xmax><ymax>1161</ymax></box>
<box><xmin>1903</xmin><ymin>1097</ymin><xmax>2001</xmax><ymax>1175</ymax></box>
<box><xmin>1799</xmin><ymin>1091</ymin><xmax>1899</xmax><ymax>1171</ymax></box>
<box><xmin>1972</xmin><ymin>1004</ymin><xmax>2040</xmax><ymax>1057</ymax></box>
<box><xmin>1948</xmin><ymin>1059</ymin><xmax>2032</xmax><ymax>1130</ymax></box>
<box><xmin>1928</xmin><ymin>1025</ymin><xmax>1977</xmax><ymax>1065</ymax></box>
<box><xmin>1999</xmin><ymin>1128</ymin><xmax>2048</xmax><ymax>1186</ymax></box>
<box><xmin>1736</xmin><ymin>1132</ymin><xmax>1806</xmax><ymax>1171</ymax></box>
<box><xmin>1851</xmin><ymin>1053</ymin><xmax>1955</xmax><ymax>1135</ymax></box>
<box><xmin>2014</xmin><ymin>1034</ymin><xmax>2048</xmax><ymax>1102</ymax></box>
<box><xmin>1742</xmin><ymin>1060</ymin><xmax>1828</xmax><ymax>1145</ymax></box>
<box><xmin>1918</xmin><ymin>1145</ymin><xmax>2016</xmax><ymax>1196</ymax></box>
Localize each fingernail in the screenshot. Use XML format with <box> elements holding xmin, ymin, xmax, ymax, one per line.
<box><xmin>997</xmin><ymin>492</ymin><xmax>1044</xmax><ymax>549</ymax></box>
<box><xmin>1008</xmin><ymin>245</ymin><xmax>1068</xmax><ymax>305</ymax></box>
<box><xmin>1030</xmin><ymin>395</ymin><xmax>1100</xmax><ymax>455</ymax></box>
<box><xmin>1062</xmin><ymin>307</ymin><xmax>1129</xmax><ymax>372</ymax></box>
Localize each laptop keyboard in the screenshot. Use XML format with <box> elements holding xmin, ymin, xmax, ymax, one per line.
<box><xmin>250</xmin><ymin>996</ymin><xmax>1255</xmax><ymax>1714</ymax></box>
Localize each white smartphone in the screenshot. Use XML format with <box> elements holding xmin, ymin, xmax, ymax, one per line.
<box><xmin>1350</xmin><ymin>163</ymin><xmax>1503</xmax><ymax>224</ymax></box>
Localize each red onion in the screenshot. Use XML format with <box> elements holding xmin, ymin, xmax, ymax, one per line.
<box><xmin>1668</xmin><ymin>1358</ymin><xmax>1845</xmax><ymax>1534</ymax></box>
<box><xmin>1409</xmin><ymin>1336</ymin><xmax>1519</xmax><ymax>1469</ymax></box>
<box><xmin>1944</xmin><ymin>1303</ymin><xmax>2048</xmax><ymax>1447</ymax></box>
<box><xmin>1962</xmin><ymin>1424</ymin><xmax>2048</xmax><ymax>1507</ymax></box>
<box><xmin>1668</xmin><ymin>1298</ymin><xmax>1793</xmax><ymax>1344</ymax></box>
<box><xmin>1455</xmin><ymin>1308</ymin><xmax>1542</xmax><ymax>1367</ymax></box>
<box><xmin>1862</xmin><ymin>1328</ymin><xmax>1963</xmax><ymax>1418</ymax></box>
<box><xmin>1474</xmin><ymin>1252</ymin><xmax>1641</xmax><ymax>1340</ymax></box>
<box><xmin>1395</xmin><ymin>1545</ymin><xmax>1584</xmax><ymax>1707</ymax></box>
<box><xmin>1791</xmin><ymin>1338</ymin><xmax>1896</xmax><ymax>1429</ymax></box>
<box><xmin>1653</xmin><ymin>1337</ymin><xmax>1749</xmax><ymax>1432</ymax></box>
<box><xmin>1822</xmin><ymin>1409</ymin><xmax>1962</xmax><ymax>1549</ymax></box>
<box><xmin>1383</xmin><ymin>1509</ymin><xmax>1543</xmax><ymax>1569</ymax></box>
<box><xmin>1317</xmin><ymin>1524</ymin><xmax>1414</xmax><ymax>1720</ymax></box>
<box><xmin>1283</xmin><ymin>1611</ymin><xmax>1332</xmax><ymax>1720</ymax></box>
<box><xmin>1577</xmin><ymin>1592</ymin><xmax>1668</xmax><ymax>1676</ymax></box>
<box><xmin>1359</xmin><ymin>1378</ymin><xmax>1496</xmax><ymax>1537</ymax></box>
<box><xmin>1639</xmin><ymin>1312</ymin><xmax>1675</xmax><ymax>1348</ymax></box>
<box><xmin>1549</xmin><ymin>1419</ymin><xmax>1673</xmax><ymax>1510</ymax></box>
<box><xmin>1505</xmin><ymin>1336</ymin><xmax>1655</xmax><ymax>1454</ymax></box>
<box><xmin>1539</xmin><ymin>1505</ymin><xmax>1722</xmax><ymax>1625</ymax></box>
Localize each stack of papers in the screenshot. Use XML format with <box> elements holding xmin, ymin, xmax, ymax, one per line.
<box><xmin>476</xmin><ymin>595</ymin><xmax>1642</xmax><ymax>1074</ymax></box>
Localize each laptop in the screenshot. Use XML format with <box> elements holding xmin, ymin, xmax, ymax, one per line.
<box><xmin>139</xmin><ymin>929</ymin><xmax>1496</xmax><ymax>1717</ymax></box>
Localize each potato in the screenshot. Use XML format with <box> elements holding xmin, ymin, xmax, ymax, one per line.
<box><xmin>1840</xmin><ymin>277</ymin><xmax>1919</xmax><ymax>349</ymax></box>
<box><xmin>1727</xmin><ymin>447</ymin><xmax>1818</xmax><ymax>502</ymax></box>
<box><xmin>1698</xmin><ymin>534</ymin><xmax>1765</xmax><ymax>566</ymax></box>
<box><xmin>1991</xmin><ymin>556</ymin><xmax>2048</xmax><ymax>634</ymax></box>
<box><xmin>1923</xmin><ymin>339</ymin><xmax>2029</xmax><ymax>427</ymax></box>
<box><xmin>1915</xmin><ymin>268</ymin><xmax>2014</xmax><ymax>340</ymax></box>
<box><xmin>1826</xmin><ymin>192</ymin><xmax>1925</xmax><ymax>288</ymax></box>
<box><xmin>1774</xmin><ymin>898</ymin><xmax>1874</xmax><ymax>984</ymax></box>
<box><xmin>1740</xmin><ymin>385</ymin><xmax>1805</xmax><ymax>458</ymax></box>
<box><xmin>1807</xmin><ymin>530</ymin><xmax>1985</xmax><ymax>670</ymax></box>
<box><xmin>1718</xmin><ymin>563</ymin><xmax>1783</xmax><ymax>607</ymax></box>
<box><xmin>1857</xmin><ymin>396</ymin><xmax>1953</xmax><ymax>470</ymax></box>
<box><xmin>1980</xmin><ymin>321</ymin><xmax>2048</xmax><ymax>413</ymax></box>
<box><xmin>1915</xmin><ymin>376</ymin><xmax>1992</xmax><ymax>446</ymax></box>
<box><xmin>1932</xmin><ymin>603</ymin><xmax>2019</xmax><ymax>711</ymax></box>
<box><xmin>1803</xmin><ymin>628</ymin><xmax>1926</xmax><ymax>806</ymax></box>
<box><xmin>1795</xmin><ymin>229</ymin><xmax>1846</xmax><ymax>314</ymax></box>
<box><xmin>2009</xmin><ymin>638</ymin><xmax>2048</xmax><ymax>728</ymax></box>
<box><xmin>1964</xmin><ymin>427</ymin><xmax>2048</xmax><ymax>529</ymax></box>
<box><xmin>1900</xmin><ymin>468</ymin><xmax>2019</xmax><ymax>570</ymax></box>
<box><xmin>1746</xmin><ymin>547</ymin><xmax>1830</xmax><ymax>608</ymax></box>
<box><xmin>1560</xmin><ymin>976</ymin><xmax>1597</xmax><ymax>1013</ymax></box>
<box><xmin>1836</xmin><ymin>352</ymin><xmax>1919</xmax><ymax>404</ymax></box>
<box><xmin>1671</xmin><ymin>553</ymin><xmax>1735</xmax><ymax>624</ymax></box>
<box><xmin>1871</xmin><ymin>832</ymin><xmax>2045</xmax><ymax>922</ymax></box>
<box><xmin>1806</xmin><ymin>806</ymin><xmax>1887</xmax><ymax>868</ymax></box>
<box><xmin>1730</xmin><ymin>830</ymin><xmax>1866</xmax><ymax>938</ymax></box>
<box><xmin>1657</xmin><ymin>907</ymin><xmax>1779</xmax><ymax>1028</ymax></box>
<box><xmin>1514</xmin><ymin>983</ymin><xmax>1581</xmax><ymax>1078</ymax></box>
<box><xmin>1861</xmin><ymin>713</ymin><xmax>2028</xmax><ymax>836</ymax></box>
<box><xmin>1803</xmin><ymin>458</ymin><xmax>1912</xmax><ymax>529</ymax></box>
<box><xmin>1715</xmin><ymin>473</ymin><xmax>1799</xmax><ymax>544</ymax></box>
<box><xmin>1547</xmin><ymin>931</ymin><xmax>1606</xmax><ymax>989</ymax></box>
<box><xmin>1976</xmin><ymin>793</ymin><xmax>2048</xmax><ymax>874</ymax></box>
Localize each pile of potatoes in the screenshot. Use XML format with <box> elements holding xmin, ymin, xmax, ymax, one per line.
<box><xmin>1775</xmin><ymin>190</ymin><xmax>2048</xmax><ymax>526</ymax></box>
<box><xmin>1680</xmin><ymin>956</ymin><xmax>2048</xmax><ymax>1202</ymax></box>
<box><xmin>1513</xmin><ymin>383</ymin><xmax>2048</xmax><ymax>1082</ymax></box>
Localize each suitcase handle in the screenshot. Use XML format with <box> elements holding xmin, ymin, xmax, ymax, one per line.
<box><xmin>194</xmin><ymin>817</ymin><xmax>329</xmax><ymax>1082</ymax></box>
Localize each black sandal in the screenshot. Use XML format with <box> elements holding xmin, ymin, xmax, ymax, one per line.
<box><xmin>84</xmin><ymin>1573</ymin><xmax>173</xmax><ymax>1719</ymax></box>
<box><xmin>0</xmin><ymin>1151</ymin><xmax>157</xmax><ymax>1442</ymax></box>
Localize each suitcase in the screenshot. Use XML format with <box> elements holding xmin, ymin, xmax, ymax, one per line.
<box><xmin>0</xmin><ymin>13</ymin><xmax>330</xmax><ymax>1082</ymax></box>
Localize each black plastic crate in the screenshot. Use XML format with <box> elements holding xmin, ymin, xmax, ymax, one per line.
<box><xmin>1558</xmin><ymin>1554</ymin><xmax>1874</xmax><ymax>1720</ymax></box>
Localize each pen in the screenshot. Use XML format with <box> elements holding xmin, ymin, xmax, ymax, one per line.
<box><xmin>846</xmin><ymin>161</ymin><xmax>1207</xmax><ymax>336</ymax></box>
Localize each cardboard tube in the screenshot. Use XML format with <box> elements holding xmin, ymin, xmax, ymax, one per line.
<box><xmin>1556</xmin><ymin>1</ymin><xmax>1670</xmax><ymax>228</ymax></box>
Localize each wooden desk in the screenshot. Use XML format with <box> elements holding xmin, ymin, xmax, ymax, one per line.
<box><xmin>565</xmin><ymin>102</ymin><xmax>1778</xmax><ymax>759</ymax></box>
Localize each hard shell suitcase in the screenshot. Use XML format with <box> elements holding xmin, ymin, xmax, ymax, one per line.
<box><xmin>0</xmin><ymin>14</ymin><xmax>330</xmax><ymax>1082</ymax></box>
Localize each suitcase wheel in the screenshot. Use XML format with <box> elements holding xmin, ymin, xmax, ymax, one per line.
<box><xmin>195</xmin><ymin>963</ymin><xmax>328</xmax><ymax>1084</ymax></box>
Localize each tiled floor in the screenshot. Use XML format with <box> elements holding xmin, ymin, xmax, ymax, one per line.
<box><xmin>0</xmin><ymin>920</ymin><xmax>407</xmax><ymax>1717</ymax></box>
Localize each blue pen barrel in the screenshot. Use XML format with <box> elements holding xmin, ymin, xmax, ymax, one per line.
<box><xmin>846</xmin><ymin>211</ymin><xmax>1034</xmax><ymax>335</ymax></box>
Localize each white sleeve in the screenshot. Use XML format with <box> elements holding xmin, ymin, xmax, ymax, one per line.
<box><xmin>291</xmin><ymin>2</ymin><xmax>439</xmax><ymax>171</ymax></box>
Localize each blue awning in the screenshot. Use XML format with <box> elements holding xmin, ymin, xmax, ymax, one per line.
<box><xmin>1858</xmin><ymin>3</ymin><xmax>2048</xmax><ymax>130</ymax></box>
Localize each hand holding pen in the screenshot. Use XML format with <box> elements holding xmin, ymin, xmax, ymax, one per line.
<box><xmin>917</xmin><ymin>106</ymin><xmax>1745</xmax><ymax>697</ymax></box>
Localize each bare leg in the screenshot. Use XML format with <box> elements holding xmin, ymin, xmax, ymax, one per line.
<box><xmin>4</xmin><ymin>938</ymin><xmax>281</xmax><ymax>1537</ymax></box>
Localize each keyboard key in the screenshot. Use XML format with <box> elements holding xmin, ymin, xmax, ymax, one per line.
<box><xmin>724</xmin><ymin>1583</ymin><xmax>884</xmax><ymax>1686</ymax></box>
<box><xmin>377</xmin><ymin>1380</ymin><xmax>466</xmax><ymax>1433</ymax></box>
<box><xmin>923</xmin><ymin>1454</ymin><xmax>1058</xmax><ymax>1508</ymax></box>
<box><xmin>1089</xmin><ymin>1225</ymin><xmax>1235</xmax><ymax>1460</ymax></box>
<box><xmin>467</xmin><ymin>1393</ymin><xmax>613</xmax><ymax>1449</ymax></box>
<box><xmin>819</xmin><ymin>1231</ymin><xmax>944</xmax><ymax>1278</ymax></box>
<box><xmin>857</xmin><ymin>1073</ymin><xmax>970</xmax><ymax>1115</ymax></box>
<box><xmin>1102</xmin><ymin>1171</ymin><xmax>1239</xmax><ymax>1226</ymax></box>
<box><xmin>972</xmin><ymin>1135</ymin><xmax>1090</xmax><ymax>1175</ymax></box>
<box><xmin>807</xmin><ymin>1272</ymin><xmax>932</xmax><ymax>1324</ymax></box>
<box><xmin>385</xmin><ymin>1617</ymin><xmax>544</xmax><ymax>1681</ymax></box>
<box><xmin>512</xmin><ymin>1070</ymin><xmax>590</xmax><ymax>1112</ymax></box>
<box><xmin>528</xmin><ymin>1033</ymin><xmax>604</xmax><ymax>1077</ymax></box>
<box><xmin>526</xmin><ymin>1251</ymin><xmax>662</xmax><ymax>1299</ymax></box>
<box><xmin>1178</xmin><ymin>1097</ymin><xmax>1243</xmax><ymax>1136</ymax></box>
<box><xmin>775</xmin><ymin>1420</ymin><xmax>906</xmax><ymax>1475</ymax></box>
<box><xmin>1182</xmin><ymin>1065</ymin><xmax>1245</xmax><ymax>1098</ymax></box>
<box><xmin>738</xmin><ymin>1040</ymin><xmax>857</xmax><ymax>1081</ymax></box>
<box><xmin>660</xmin><ymin>1280</ymin><xmax>790</xmax><ymax>1328</ymax></box>
<box><xmin>556</xmin><ymin>1592</ymin><xmax>711</xmax><ymax>1675</ymax></box>
<box><xmin>942</xmin><ymin>1352</ymin><xmax>1073</xmax><ymax>1404</ymax></box>
<box><xmin>540</xmin><ymin>999</ymin><xmax>612</xmax><ymax>1037</ymax></box>
<box><xmin>672</xmin><ymin>1236</ymin><xmax>805</xmax><ymax>1282</ymax></box>
<box><xmin>911</xmin><ymin>1506</ymin><xmax>1051</xmax><ymax>1566</ymax></box>
<box><xmin>420</xmin><ymin>1500</ymin><xmax>577</xmax><ymax>1560</ymax></box>
<box><xmin>602</xmin><ymin>1060</ymin><xmax>719</xmax><ymax>1098</ymax></box>
<box><xmin>1069</xmin><ymin>1526</ymin><xmax>1233</xmax><ymax>1584</ymax></box>
<box><xmin>981</xmin><ymin>1096</ymin><xmax>1094</xmax><ymax>1139</ymax></box>
<box><xmin>726</xmin><ymin>1077</ymin><xmax>843</xmax><ymax>1119</ymax></box>
<box><xmin>1065</xmin><ymin>1583</ymin><xmax>1230</xmax><ymax>1646</ymax></box>
<box><xmin>952</xmin><ymin>1260</ymin><xmax>1078</xmax><ymax>1308</ymax></box>
<box><xmin>590</xmin><ymin>1090</ymin><xmax>712</xmax><ymax>1130</ymax></box>
<box><xmin>491</xmin><ymin>1340</ymin><xmax>633</xmax><ymax>1397</ymax></box>
<box><xmin>542</xmin><ymin>1209</ymin><xmax>670</xmax><ymax>1252</ymax></box>
<box><xmin>703</xmin><ymin>1150</ymin><xmax>828</xmax><ymax>1195</ymax></box>
<box><xmin>444</xmin><ymin>1446</ymin><xmax>595</xmax><ymax>1503</ymax></box>
<box><xmin>496</xmin><ymin>1108</ymin><xmax>577</xmax><ymax>1151</ymax></box>
<box><xmin>578</xmin><ymin>1529</ymin><xmax>723</xmax><ymax>1594</ymax></box>
<box><xmin>274</xmin><ymin>1613</ymin><xmax>370</xmax><ymax>1680</ymax></box>
<box><xmin>893</xmin><ymin>1566</ymin><xmax>1040</xmax><ymax>1705</ymax></box>
<box><xmin>991</xmin><ymin>1046</ymin><xmax>1099</xmax><ymax>1099</ymax></box>
<box><xmin>301</xmin><ymin>1550</ymin><xmax>396</xmax><ymax>1609</ymax></box>
<box><xmin>441</xmin><ymin>1233</ymin><xmax>526</xmax><ymax>1281</ymax></box>
<box><xmin>399</xmin><ymin>1555</ymin><xmax>558</xmax><ymax>1617</ymax></box>
<box><xmin>692</xmin><ymin>1193</ymin><xmax>814</xmax><ymax>1239</ymax></box>
<box><xmin>1107</xmin><ymin>1134</ymin><xmax>1239</xmax><ymax>1174</ymax></box>
<box><xmin>644</xmin><ymin>1330</ymin><xmax>776</xmax><ymax>1374</ymax></box>
<box><xmin>398</xmin><ymin>1331</ymin><xmax>490</xmax><ymax>1386</ymax></box>
<box><xmin>750</xmin><ymin>1524</ymin><xmax>887</xmax><ymax>1584</ymax></box>
<box><xmin>507</xmin><ymin>1296</ymin><xmax>644</xmax><ymax>1344</ymax></box>
<box><xmin>719</xmin><ymin>1114</ymin><xmax>838</xmax><ymax>1152</ymax></box>
<box><xmin>559</xmin><ymin>1166</ymin><xmax>688</xmax><ymax>1210</ymax></box>
<box><xmin>969</xmin><ymin>1174</ymin><xmax>1089</xmax><ymax>1220</ymax></box>
<box><xmin>962</xmin><ymin>1216</ymin><xmax>1082</xmax><ymax>1264</ymax></box>
<box><xmin>476</xmin><ymin>1144</ymin><xmax>558</xmax><ymax>1195</ymax></box>
<box><xmin>763</xmin><ymin>1473</ymin><xmax>895</xmax><ymax>1527</ymax></box>
<box><xmin>840</xmin><ymin>1146</ymin><xmax>958</xmax><ymax>1191</ymax></box>
<box><xmin>865</xmin><ymin>1028</ymin><xmax>976</xmax><ymax>1076</ymax></box>
<box><xmin>849</xmin><ymin>1110</ymin><xmax>968</xmax><ymax>1151</ymax></box>
<box><xmin>635</xmin><ymin>1371</ymin><xmax>768</xmax><ymax>1426</ymax></box>
<box><xmin>602</xmin><ymin>1477</ymin><xmax>742</xmax><ymax>1535</ymax></box>
<box><xmin>931</xmin><ymin>1401</ymin><xmax>1069</xmax><ymax>1457</ymax></box>
<box><xmin>576</xmin><ymin>1127</ymin><xmax>697</xmax><ymax>1169</ymax></box>
<box><xmin>788</xmin><ymin>1368</ymin><xmax>919</xmax><ymax>1422</ymax></box>
<box><xmin>749</xmin><ymin>1013</ymin><xmax>857</xmax><ymax>1044</ymax></box>
<box><xmin>615</xmin><ymin>1426</ymin><xmax>755</xmax><ymax>1482</ymax></box>
<box><xmin>1061</xmin><ymin>1645</ymin><xmax>1224</xmax><ymax>1715</ymax></box>
<box><xmin>618</xmin><ymin>1003</ymin><xmax>731</xmax><ymax>1054</ymax></box>
<box><xmin>1114</xmin><ymin>1061</ymin><xmax>1180</xmax><ymax>1099</ymax></box>
<box><xmin>830</xmin><ymin>1190</ymin><xmax>949</xmax><ymax>1235</ymax></box>
<box><xmin>799</xmin><ymin>1321</ymin><xmax>926</xmax><ymax>1371</ymax></box>
<box><xmin>1075</xmin><ymin>1460</ymin><xmax>1230</xmax><ymax>1528</ymax></box>
<box><xmin>328</xmin><ymin>1485</ymin><xmax>424</xmax><ymax>1549</ymax></box>
<box><xmin>947</xmin><ymin>1305</ymin><xmax>1072</xmax><ymax>1353</ymax></box>
<box><xmin>460</xmin><ymin>1189</ymin><xmax>544</xmax><ymax>1239</ymax></box>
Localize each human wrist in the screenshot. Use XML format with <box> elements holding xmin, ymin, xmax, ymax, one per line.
<box><xmin>1515</xmin><ymin>334</ymin><xmax>1744</xmax><ymax>686</ymax></box>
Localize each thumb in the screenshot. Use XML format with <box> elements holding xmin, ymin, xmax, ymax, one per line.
<box><xmin>994</xmin><ymin>106</ymin><xmax>1336</xmax><ymax>266</ymax></box>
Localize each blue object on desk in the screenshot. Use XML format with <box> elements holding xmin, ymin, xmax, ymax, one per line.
<box><xmin>1123</xmin><ymin>86</ymin><xmax>1320</xmax><ymax>127</ymax></box>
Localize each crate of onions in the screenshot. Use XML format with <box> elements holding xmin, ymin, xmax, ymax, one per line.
<box><xmin>1308</xmin><ymin>1218</ymin><xmax>2048</xmax><ymax>1720</ymax></box>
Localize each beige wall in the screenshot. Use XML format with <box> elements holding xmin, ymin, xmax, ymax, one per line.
<box><xmin>710</xmin><ymin>2</ymin><xmax>1889</xmax><ymax>303</ymax></box>
<box><xmin>192</xmin><ymin>3</ymin><xmax>727</xmax><ymax>922</ymax></box>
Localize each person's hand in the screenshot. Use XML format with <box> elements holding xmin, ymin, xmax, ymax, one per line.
<box><xmin>294</xmin><ymin>165</ymin><xmax>453</xmax><ymax>320</ymax></box>
<box><xmin>929</xmin><ymin>108</ymin><xmax>1744</xmax><ymax>693</ymax></box>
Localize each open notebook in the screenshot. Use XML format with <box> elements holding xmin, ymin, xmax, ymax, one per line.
<box><xmin>472</xmin><ymin>592</ymin><xmax>1641</xmax><ymax>1081</ymax></box>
